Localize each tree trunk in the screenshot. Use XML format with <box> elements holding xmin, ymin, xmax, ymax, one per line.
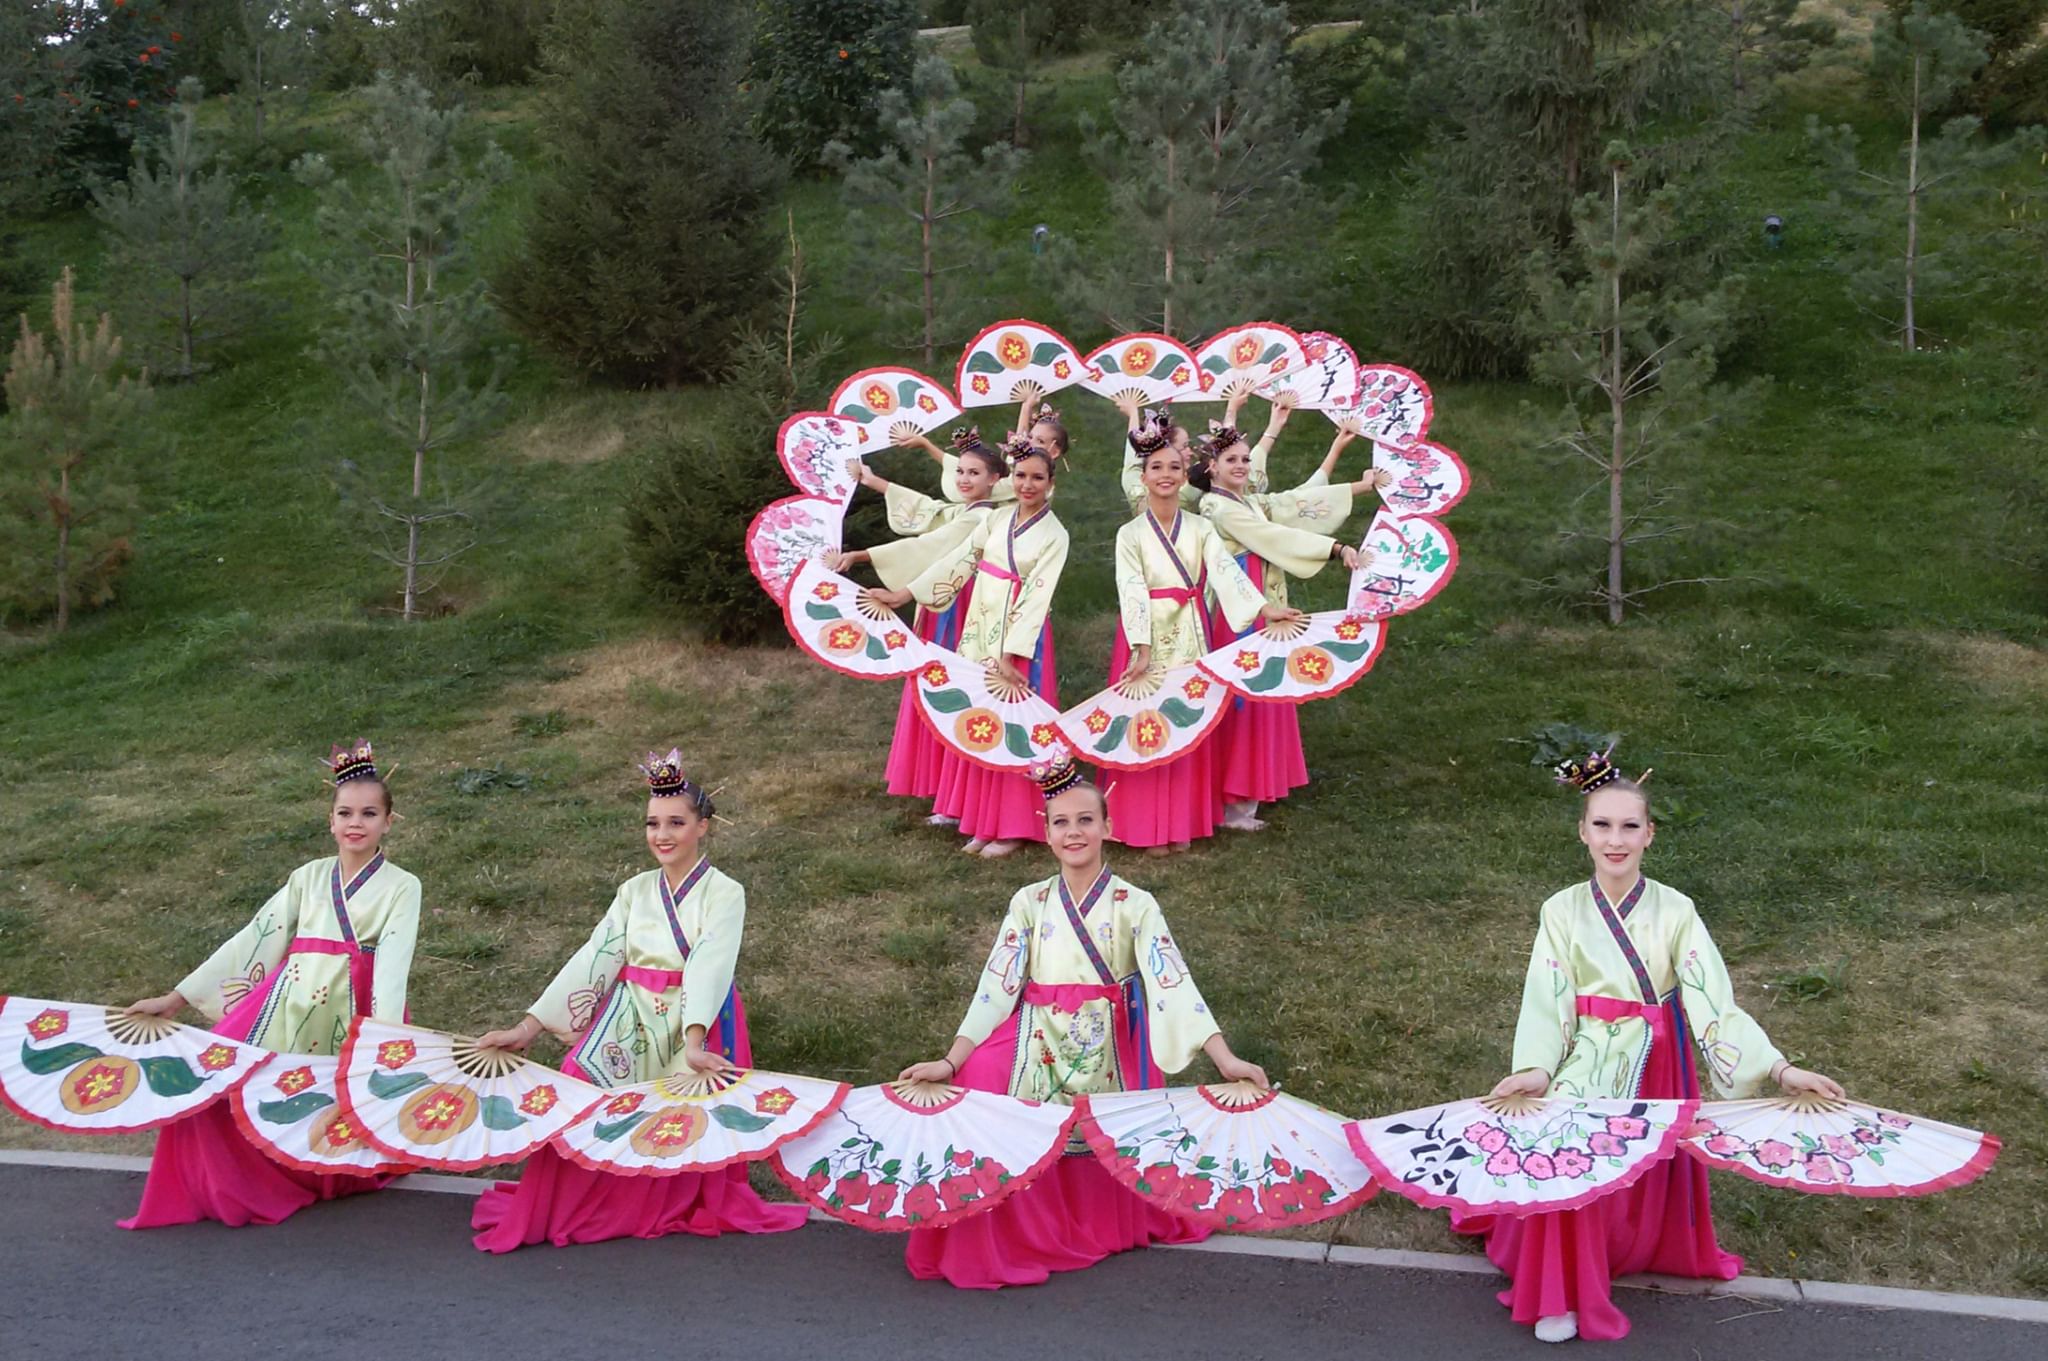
<box><xmin>1903</xmin><ymin>51</ymin><xmax>1922</xmax><ymax>353</ymax></box>
<box><xmin>1162</xmin><ymin>136</ymin><xmax>1178</xmax><ymax>335</ymax></box>
<box><xmin>53</xmin><ymin>464</ymin><xmax>71</xmax><ymax>633</ymax></box>
<box><xmin>921</xmin><ymin>150</ymin><xmax>936</xmax><ymax>369</ymax></box>
<box><xmin>179</xmin><ymin>275</ymin><xmax>194</xmax><ymax>381</ymax></box>
<box><xmin>1731</xmin><ymin>4</ymin><xmax>1746</xmax><ymax>99</ymax></box>
<box><xmin>1607</xmin><ymin>165</ymin><xmax>1626</xmax><ymax>627</ymax></box>
<box><xmin>1012</xmin><ymin>11</ymin><xmax>1029</xmax><ymax>145</ymax></box>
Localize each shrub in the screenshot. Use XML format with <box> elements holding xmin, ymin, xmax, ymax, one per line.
<box><xmin>751</xmin><ymin>0</ymin><xmax>918</xmax><ymax>167</ymax></box>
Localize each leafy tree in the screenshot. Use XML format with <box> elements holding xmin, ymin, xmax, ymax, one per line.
<box><xmin>1524</xmin><ymin>143</ymin><xmax>1745</xmax><ymax>625</ymax></box>
<box><xmin>49</xmin><ymin>0</ymin><xmax>184</xmax><ymax>201</ymax></box>
<box><xmin>1056</xmin><ymin>0</ymin><xmax>1341</xmax><ymax>337</ymax></box>
<box><xmin>751</xmin><ymin>0</ymin><xmax>919</xmax><ymax>167</ymax></box>
<box><xmin>968</xmin><ymin>0</ymin><xmax>1055</xmax><ymax>146</ymax></box>
<box><xmin>92</xmin><ymin>78</ymin><xmax>271</xmax><ymax>381</ymax></box>
<box><xmin>627</xmin><ymin>216</ymin><xmax>842</xmax><ymax>645</ymax></box>
<box><xmin>1</xmin><ymin>3</ymin><xmax>84</xmax><ymax>220</ymax></box>
<box><xmin>1811</xmin><ymin>5</ymin><xmax>2012</xmax><ymax>351</ymax></box>
<box><xmin>1</xmin><ymin>267</ymin><xmax>150</xmax><ymax>630</ymax></box>
<box><xmin>1395</xmin><ymin>0</ymin><xmax>1725</xmax><ymax>377</ymax></box>
<box><xmin>296</xmin><ymin>75</ymin><xmax>510</xmax><ymax>621</ymax></box>
<box><xmin>498</xmin><ymin>0</ymin><xmax>784</xmax><ymax>387</ymax></box>
<box><xmin>827</xmin><ymin>55</ymin><xmax>1023</xmax><ymax>366</ymax></box>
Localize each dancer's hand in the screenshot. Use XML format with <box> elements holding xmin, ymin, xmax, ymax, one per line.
<box><xmin>897</xmin><ymin>1059</ymin><xmax>959</xmax><ymax>1085</ymax></box>
<box><xmin>126</xmin><ymin>991</ymin><xmax>185</xmax><ymax>1018</ymax></box>
<box><xmin>1213</xmin><ymin>1053</ymin><xmax>1270</xmax><ymax>1089</ymax></box>
<box><xmin>1489</xmin><ymin>1068</ymin><xmax>1550</xmax><ymax>1100</ymax></box>
<box><xmin>1122</xmin><ymin>644</ymin><xmax>1152</xmax><ymax>682</ymax></box>
<box><xmin>1775</xmin><ymin>1064</ymin><xmax>1846</xmax><ymax>1101</ymax></box>
<box><xmin>1337</xmin><ymin>545</ymin><xmax>1362</xmax><ymax>571</ymax></box>
<box><xmin>995</xmin><ymin>656</ymin><xmax>1029</xmax><ymax>691</ymax></box>
<box><xmin>861</xmin><ymin>586</ymin><xmax>912</xmax><ymax>610</ymax></box>
<box><xmin>824</xmin><ymin>549</ymin><xmax>867</xmax><ymax>574</ymax></box>
<box><xmin>681</xmin><ymin>1043</ymin><xmax>740</xmax><ymax>1079</ymax></box>
<box><xmin>477</xmin><ymin>1017</ymin><xmax>541</xmax><ymax>1052</ymax></box>
<box><xmin>1259</xmin><ymin>603</ymin><xmax>1305</xmax><ymax>625</ymax></box>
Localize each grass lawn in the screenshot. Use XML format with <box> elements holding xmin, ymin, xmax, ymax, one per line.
<box><xmin>3</xmin><ymin>26</ymin><xmax>2045</xmax><ymax>1300</ymax></box>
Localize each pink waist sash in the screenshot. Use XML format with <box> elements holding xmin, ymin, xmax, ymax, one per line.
<box><xmin>1576</xmin><ymin>993</ymin><xmax>1670</xmax><ymax>1036</ymax></box>
<box><xmin>1148</xmin><ymin>586</ymin><xmax>1198</xmax><ymax>606</ymax></box>
<box><xmin>976</xmin><ymin>560</ymin><xmax>1020</xmax><ymax>584</ymax></box>
<box><xmin>1023</xmin><ymin>981</ymin><xmax>1121</xmax><ymax>1009</ymax></box>
<box><xmin>286</xmin><ymin>936</ymin><xmax>354</xmax><ymax>957</ymax></box>
<box><xmin>620</xmin><ymin>964</ymin><xmax>685</xmax><ymax>992</ymax></box>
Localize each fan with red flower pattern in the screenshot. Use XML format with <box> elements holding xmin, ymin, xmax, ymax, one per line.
<box><xmin>1681</xmin><ymin>1097</ymin><xmax>1999</xmax><ymax>1198</ymax></box>
<box><xmin>0</xmin><ymin>995</ymin><xmax>270</xmax><ymax>1135</ymax></box>
<box><xmin>551</xmin><ymin>1067</ymin><xmax>850</xmax><ymax>1178</ymax></box>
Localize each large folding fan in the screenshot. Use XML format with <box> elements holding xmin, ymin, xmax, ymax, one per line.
<box><xmin>552</xmin><ymin>1067</ymin><xmax>849</xmax><ymax>1178</ymax></box>
<box><xmin>1260</xmin><ymin>330</ymin><xmax>1360</xmax><ymax>412</ymax></box>
<box><xmin>782</xmin><ymin>560</ymin><xmax>935</xmax><ymax>680</ymax></box>
<box><xmin>1076</xmin><ymin>1083</ymin><xmax>1377</xmax><ymax>1232</ymax></box>
<box><xmin>229</xmin><ymin>1052</ymin><xmax>412</xmax><ymax>1176</ymax></box>
<box><xmin>745</xmin><ymin>494</ymin><xmax>845</xmax><ymax>605</ymax></box>
<box><xmin>1186</xmin><ymin>323</ymin><xmax>1308</xmax><ymax>405</ymax></box>
<box><xmin>773</xmin><ymin>1081</ymin><xmax>1075</xmax><ymax>1231</ymax></box>
<box><xmin>777</xmin><ymin>412</ymin><xmax>870</xmax><ymax>503</ymax></box>
<box><xmin>829</xmin><ymin>367</ymin><xmax>961</xmax><ymax>439</ymax></box>
<box><xmin>1682</xmin><ymin>1097</ymin><xmax>2000</xmax><ymax>1197</ymax></box>
<box><xmin>1346</xmin><ymin>510</ymin><xmax>1460</xmax><ymax>620</ymax></box>
<box><xmin>1328</xmin><ymin>365</ymin><xmax>1433</xmax><ymax>445</ymax></box>
<box><xmin>0</xmin><ymin>995</ymin><xmax>270</xmax><ymax>1135</ymax></box>
<box><xmin>910</xmin><ymin>652</ymin><xmax>1065</xmax><ymax>771</ymax></box>
<box><xmin>956</xmin><ymin>320</ymin><xmax>1089</xmax><ymax>407</ymax></box>
<box><xmin>1196</xmin><ymin>612</ymin><xmax>1386</xmax><ymax>705</ymax></box>
<box><xmin>1344</xmin><ymin>1094</ymin><xmax>1695</xmax><ymax>1218</ymax></box>
<box><xmin>1373</xmin><ymin>439</ymin><xmax>1471</xmax><ymax>519</ymax></box>
<box><xmin>1079</xmin><ymin>334</ymin><xmax>1201</xmax><ymax>405</ymax></box>
<box><xmin>336</xmin><ymin>1020</ymin><xmax>600</xmax><ymax>1171</ymax></box>
<box><xmin>1055</xmin><ymin>663</ymin><xmax>1232</xmax><ymax>772</ymax></box>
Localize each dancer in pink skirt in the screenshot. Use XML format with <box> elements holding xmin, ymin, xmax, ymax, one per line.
<box><xmin>1104</xmin><ymin>418</ymin><xmax>1301</xmax><ymax>854</ymax></box>
<box><xmin>1459</xmin><ymin>751</ymin><xmax>1844</xmax><ymax>1342</ymax></box>
<box><xmin>1193</xmin><ymin>396</ymin><xmax>1387</xmax><ymax>830</ymax></box>
<box><xmin>831</xmin><ymin>428</ymin><xmax>1007</xmax><ymax>815</ymax></box>
<box><xmin>468</xmin><ymin>750</ymin><xmax>807</xmax><ymax>1251</ymax></box>
<box><xmin>863</xmin><ymin>435</ymin><xmax>1068</xmax><ymax>859</ymax></box>
<box><xmin>121</xmin><ymin>739</ymin><xmax>420</xmax><ymax>1228</ymax></box>
<box><xmin>896</xmin><ymin>753</ymin><xmax>1271</xmax><ymax>1287</ymax></box>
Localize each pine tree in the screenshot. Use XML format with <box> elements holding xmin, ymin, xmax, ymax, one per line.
<box><xmin>295</xmin><ymin>74</ymin><xmax>510</xmax><ymax>621</ymax></box>
<box><xmin>1395</xmin><ymin>0</ymin><xmax>1725</xmax><ymax>377</ymax></box>
<box><xmin>221</xmin><ymin>0</ymin><xmax>315</xmax><ymax>154</ymax></box>
<box><xmin>1811</xmin><ymin>5</ymin><xmax>2012</xmax><ymax>351</ymax></box>
<box><xmin>1523</xmin><ymin>143</ymin><xmax>1743</xmax><ymax>625</ymax></box>
<box><xmin>1715</xmin><ymin>2</ymin><xmax>1835</xmax><ymax>106</ymax></box>
<box><xmin>92</xmin><ymin>78</ymin><xmax>271</xmax><ymax>382</ymax></box>
<box><xmin>1056</xmin><ymin>0</ymin><xmax>1341</xmax><ymax>338</ymax></box>
<box><xmin>826</xmin><ymin>55</ymin><xmax>1023</xmax><ymax>367</ymax></box>
<box><xmin>968</xmin><ymin>0</ymin><xmax>1055</xmax><ymax>146</ymax></box>
<box><xmin>1</xmin><ymin>268</ymin><xmax>150</xmax><ymax>630</ymax></box>
<box><xmin>498</xmin><ymin>0</ymin><xmax>784</xmax><ymax>387</ymax></box>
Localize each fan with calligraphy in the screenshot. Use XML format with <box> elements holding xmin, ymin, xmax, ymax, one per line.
<box><xmin>772</xmin><ymin>1080</ymin><xmax>1075</xmax><ymax>1232</ymax></box>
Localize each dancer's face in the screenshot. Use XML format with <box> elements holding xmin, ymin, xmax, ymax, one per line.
<box><xmin>1578</xmin><ymin>786</ymin><xmax>1653</xmax><ymax>882</ymax></box>
<box><xmin>330</xmin><ymin>783</ymin><xmax>391</xmax><ymax>857</ymax></box>
<box><xmin>1012</xmin><ymin>455</ymin><xmax>1051</xmax><ymax>510</ymax></box>
<box><xmin>1045</xmin><ymin>786</ymin><xmax>1107</xmax><ymax>870</ymax></box>
<box><xmin>646</xmin><ymin>797</ymin><xmax>708</xmax><ymax>874</ymax></box>
<box><xmin>1143</xmin><ymin>448</ymin><xmax>1188</xmax><ymax>501</ymax></box>
<box><xmin>954</xmin><ymin>453</ymin><xmax>999</xmax><ymax>502</ymax></box>
<box><xmin>1212</xmin><ymin>442</ymin><xmax>1252</xmax><ymax>492</ymax></box>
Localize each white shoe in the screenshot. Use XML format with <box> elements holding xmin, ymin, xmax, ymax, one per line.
<box><xmin>926</xmin><ymin>814</ymin><xmax>960</xmax><ymax>828</ymax></box>
<box><xmin>978</xmin><ymin>840</ymin><xmax>1021</xmax><ymax>859</ymax></box>
<box><xmin>1534</xmin><ymin>1313</ymin><xmax>1578</xmax><ymax>1344</ymax></box>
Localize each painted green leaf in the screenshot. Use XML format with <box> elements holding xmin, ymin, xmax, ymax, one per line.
<box><xmin>479</xmin><ymin>1094</ymin><xmax>528</xmax><ymax>1131</ymax></box>
<box><xmin>863</xmin><ymin>634</ymin><xmax>890</xmax><ymax>661</ymax></box>
<box><xmin>256</xmin><ymin>1091</ymin><xmax>334</xmax><ymax>1125</ymax></box>
<box><xmin>367</xmin><ymin>1069</ymin><xmax>432</xmax><ymax>1101</ymax></box>
<box><xmin>18</xmin><ymin>1040</ymin><xmax>102</xmax><ymax>1075</ymax></box>
<box><xmin>803</xmin><ymin>601</ymin><xmax>841</xmax><ymax>621</ymax></box>
<box><xmin>839</xmin><ymin>403</ymin><xmax>876</xmax><ymax>424</ymax></box>
<box><xmin>1241</xmin><ymin>656</ymin><xmax>1288</xmax><ymax>692</ymax></box>
<box><xmin>1201</xmin><ymin>355</ymin><xmax>1229</xmax><ymax>374</ymax></box>
<box><xmin>896</xmin><ymin>378</ymin><xmax>922</xmax><ymax>407</ymax></box>
<box><xmin>138</xmin><ymin>1055</ymin><xmax>204</xmax><ymax>1098</ymax></box>
<box><xmin>710</xmin><ymin>1103</ymin><xmax>775</xmax><ymax>1133</ymax></box>
<box><xmin>1146</xmin><ymin>353</ymin><xmax>1184</xmax><ymax>380</ymax></box>
<box><xmin>1195</xmin><ymin>1155</ymin><xmax>1219</xmax><ymax>1171</ymax></box>
<box><xmin>965</xmin><ymin>351</ymin><xmax>1005</xmax><ymax>374</ymax></box>
<box><xmin>1258</xmin><ymin>341</ymin><xmax>1289</xmax><ymax>365</ymax></box>
<box><xmin>923</xmin><ymin>687</ymin><xmax>970</xmax><ymax>714</ymax></box>
<box><xmin>1004</xmin><ymin>723</ymin><xmax>1035</xmax><ymax>759</ymax></box>
<box><xmin>1092</xmin><ymin>714</ymin><xmax>1130</xmax><ymax>753</ymax></box>
<box><xmin>1096</xmin><ymin>350</ymin><xmax>1123</xmax><ymax>375</ymax></box>
<box><xmin>1158</xmin><ymin>696</ymin><xmax>1205</xmax><ymax>728</ymax></box>
<box><xmin>1029</xmin><ymin>341</ymin><xmax>1065</xmax><ymax>365</ymax></box>
<box><xmin>1325</xmin><ymin>637</ymin><xmax>1377</xmax><ymax>663</ymax></box>
<box><xmin>593</xmin><ymin>1109</ymin><xmax>651</xmax><ymax>1142</ymax></box>
<box><xmin>880</xmin><ymin>1158</ymin><xmax>902</xmax><ymax>1177</ymax></box>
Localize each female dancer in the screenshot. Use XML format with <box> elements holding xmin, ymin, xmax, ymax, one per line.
<box><xmin>865</xmin><ymin>436</ymin><xmax>1068</xmax><ymax>858</ymax></box>
<box><xmin>121</xmin><ymin>739</ymin><xmax>420</xmax><ymax>1228</ymax></box>
<box><xmin>831</xmin><ymin>429</ymin><xmax>1008</xmax><ymax>819</ymax></box>
<box><xmin>1468</xmin><ymin>752</ymin><xmax>1844</xmax><ymax>1343</ymax></box>
<box><xmin>897</xmin><ymin>753</ymin><xmax>1271</xmax><ymax>1287</ymax></box>
<box><xmin>1194</xmin><ymin>404</ymin><xmax>1387</xmax><ymax>830</ymax></box>
<box><xmin>1107</xmin><ymin>428</ymin><xmax>1302</xmax><ymax>853</ymax></box>
<box><xmin>469</xmin><ymin>752</ymin><xmax>807</xmax><ymax>1251</ymax></box>
<box><xmin>927</xmin><ymin>383</ymin><xmax>1065</xmax><ymax>502</ymax></box>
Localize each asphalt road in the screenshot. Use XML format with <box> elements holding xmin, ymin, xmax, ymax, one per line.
<box><xmin>1</xmin><ymin>1164</ymin><xmax>2038</xmax><ymax>1361</ymax></box>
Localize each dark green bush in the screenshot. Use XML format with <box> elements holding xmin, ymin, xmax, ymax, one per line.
<box><xmin>750</xmin><ymin>0</ymin><xmax>918</xmax><ymax>167</ymax></box>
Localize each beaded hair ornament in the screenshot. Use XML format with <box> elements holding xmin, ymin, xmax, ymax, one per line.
<box><xmin>1034</xmin><ymin>402</ymin><xmax>1062</xmax><ymax>425</ymax></box>
<box><xmin>325</xmin><ymin>738</ymin><xmax>380</xmax><ymax>786</ymax></box>
<box><xmin>1001</xmin><ymin>432</ymin><xmax>1048</xmax><ymax>469</ymax></box>
<box><xmin>1027</xmin><ymin>751</ymin><xmax>1086</xmax><ymax>801</ymax></box>
<box><xmin>949</xmin><ymin>425</ymin><xmax>988</xmax><ymax>456</ymax></box>
<box><xmin>638</xmin><ymin>747</ymin><xmax>697</xmax><ymax>799</ymax></box>
<box><xmin>1129</xmin><ymin>409</ymin><xmax>1172</xmax><ymax>455</ymax></box>
<box><xmin>1554</xmin><ymin>747</ymin><xmax>1653</xmax><ymax>794</ymax></box>
<box><xmin>1199</xmin><ymin>422</ymin><xmax>1248</xmax><ymax>459</ymax></box>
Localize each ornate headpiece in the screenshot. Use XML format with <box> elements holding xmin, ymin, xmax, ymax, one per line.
<box><xmin>1000</xmin><ymin>432</ymin><xmax>1039</xmax><ymax>463</ymax></box>
<box><xmin>1034</xmin><ymin>402</ymin><xmax>1062</xmax><ymax>424</ymax></box>
<box><xmin>1129</xmin><ymin>409</ymin><xmax>1171</xmax><ymax>455</ymax></box>
<box><xmin>325</xmin><ymin>738</ymin><xmax>379</xmax><ymax>786</ymax></box>
<box><xmin>949</xmin><ymin>425</ymin><xmax>988</xmax><ymax>456</ymax></box>
<box><xmin>638</xmin><ymin>747</ymin><xmax>694</xmax><ymax>799</ymax></box>
<box><xmin>1554</xmin><ymin>748</ymin><xmax>1621</xmax><ymax>795</ymax></box>
<box><xmin>1199</xmin><ymin>422</ymin><xmax>1248</xmax><ymax>458</ymax></box>
<box><xmin>1027</xmin><ymin>751</ymin><xmax>1086</xmax><ymax>801</ymax></box>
